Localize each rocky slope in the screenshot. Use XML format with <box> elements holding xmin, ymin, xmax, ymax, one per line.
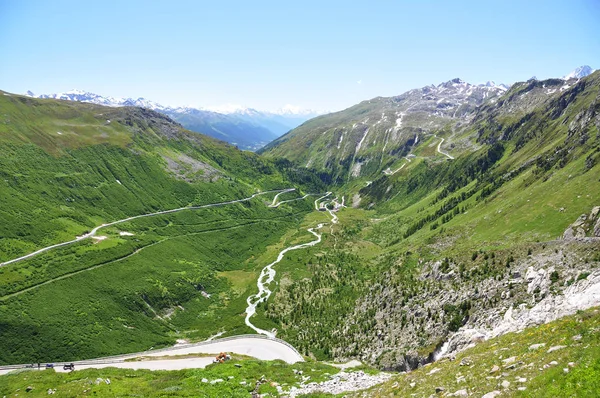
<box><xmin>260</xmin><ymin>78</ymin><xmax>509</xmax><ymax>181</ymax></box>
<box><xmin>356</xmin><ymin>306</ymin><xmax>600</xmax><ymax>397</ymax></box>
<box><xmin>262</xmin><ymin>70</ymin><xmax>600</xmax><ymax>372</ymax></box>
<box><xmin>261</xmin><ymin>66</ymin><xmax>595</xmax><ymax>183</ymax></box>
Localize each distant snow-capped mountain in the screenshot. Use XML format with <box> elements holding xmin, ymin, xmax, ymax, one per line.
<box><xmin>28</xmin><ymin>89</ymin><xmax>166</xmax><ymax>110</ymax></box>
<box><xmin>25</xmin><ymin>90</ymin><xmax>319</xmax><ymax>150</ymax></box>
<box><xmin>563</xmin><ymin>65</ymin><xmax>594</xmax><ymax>80</ymax></box>
<box><xmin>482</xmin><ymin>81</ymin><xmax>511</xmax><ymax>91</ymax></box>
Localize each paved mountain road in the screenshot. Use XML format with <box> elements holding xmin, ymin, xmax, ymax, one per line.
<box><xmin>437</xmin><ymin>137</ymin><xmax>455</xmax><ymax>160</ymax></box>
<box><xmin>0</xmin><ymin>189</ymin><xmax>294</xmax><ymax>268</ymax></box>
<box><xmin>0</xmin><ymin>335</ymin><xmax>303</xmax><ymax>375</ymax></box>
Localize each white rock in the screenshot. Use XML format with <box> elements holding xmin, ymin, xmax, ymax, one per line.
<box><xmin>528</xmin><ymin>343</ymin><xmax>545</xmax><ymax>351</ymax></box>
<box><xmin>502</xmin><ymin>356</ymin><xmax>516</xmax><ymax>365</ymax></box>
<box><xmin>501</xmin><ymin>380</ymin><xmax>510</xmax><ymax>388</ymax></box>
<box><xmin>547</xmin><ymin>345</ymin><xmax>566</xmax><ymax>353</ymax></box>
<box><xmin>445</xmin><ymin>269</ymin><xmax>600</xmax><ymax>359</ymax></box>
<box><xmin>482</xmin><ymin>391</ymin><xmax>501</xmax><ymax>398</ymax></box>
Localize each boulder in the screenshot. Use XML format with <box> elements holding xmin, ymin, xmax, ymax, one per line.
<box><xmin>547</xmin><ymin>345</ymin><xmax>566</xmax><ymax>353</ymax></box>
<box><xmin>482</xmin><ymin>391</ymin><xmax>501</xmax><ymax>398</ymax></box>
<box><xmin>501</xmin><ymin>356</ymin><xmax>516</xmax><ymax>365</ymax></box>
<box><xmin>528</xmin><ymin>343</ymin><xmax>546</xmax><ymax>351</ymax></box>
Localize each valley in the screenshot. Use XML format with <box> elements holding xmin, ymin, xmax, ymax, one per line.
<box><xmin>3</xmin><ymin>1</ymin><xmax>600</xmax><ymax>395</ymax></box>
<box><xmin>1</xmin><ymin>68</ymin><xmax>600</xmax><ymax>397</ymax></box>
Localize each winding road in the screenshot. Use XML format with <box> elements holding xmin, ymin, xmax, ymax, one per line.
<box><xmin>437</xmin><ymin>137</ymin><xmax>455</xmax><ymax>160</ymax></box>
<box><xmin>0</xmin><ymin>188</ymin><xmax>341</xmax><ymax>374</ymax></box>
<box><xmin>0</xmin><ymin>189</ymin><xmax>294</xmax><ymax>268</ymax></box>
<box><xmin>0</xmin><ymin>335</ymin><xmax>303</xmax><ymax>375</ymax></box>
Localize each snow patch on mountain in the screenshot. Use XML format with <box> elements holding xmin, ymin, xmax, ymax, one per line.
<box><xmin>563</xmin><ymin>65</ymin><xmax>594</xmax><ymax>80</ymax></box>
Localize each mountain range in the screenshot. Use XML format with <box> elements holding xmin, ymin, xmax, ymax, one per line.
<box><xmin>26</xmin><ymin>66</ymin><xmax>593</xmax><ymax>153</ymax></box>
<box><xmin>260</xmin><ymin>66</ymin><xmax>595</xmax><ymax>181</ymax></box>
<box><xmin>25</xmin><ymin>89</ymin><xmax>321</xmax><ymax>150</ymax></box>
<box><xmin>1</xmin><ymin>64</ymin><xmax>599</xmax><ymax>396</ymax></box>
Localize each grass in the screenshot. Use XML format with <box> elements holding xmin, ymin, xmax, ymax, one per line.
<box><xmin>217</xmin><ymin>270</ymin><xmax>259</xmax><ymax>295</ymax></box>
<box><xmin>0</xmin><ymin>358</ymin><xmax>343</xmax><ymax>397</ymax></box>
<box><xmin>250</xmin><ymin>72</ymin><xmax>600</xmax><ymax>369</ymax></box>
<box><xmin>0</xmin><ymin>93</ymin><xmax>321</xmax><ymax>365</ymax></box>
<box><xmin>0</xmin><ymin>199</ymin><xmax>312</xmax><ymax>365</ymax></box>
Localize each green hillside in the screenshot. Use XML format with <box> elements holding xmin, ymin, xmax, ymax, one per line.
<box><xmin>1</xmin><ymin>70</ymin><xmax>599</xmax><ymax>396</ymax></box>
<box><xmin>0</xmin><ymin>92</ymin><xmax>320</xmax><ymax>364</ymax></box>
<box><xmin>1</xmin><ymin>307</ymin><xmax>598</xmax><ymax>397</ymax></box>
<box><xmin>254</xmin><ymin>72</ymin><xmax>600</xmax><ymax>369</ymax></box>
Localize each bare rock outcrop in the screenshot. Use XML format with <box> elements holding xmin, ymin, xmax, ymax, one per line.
<box><xmin>563</xmin><ymin>206</ymin><xmax>600</xmax><ymax>240</ymax></box>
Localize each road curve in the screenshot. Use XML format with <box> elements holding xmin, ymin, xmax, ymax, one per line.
<box><xmin>0</xmin><ymin>189</ymin><xmax>294</xmax><ymax>268</ymax></box>
<box><xmin>437</xmin><ymin>137</ymin><xmax>455</xmax><ymax>160</ymax></box>
<box><xmin>0</xmin><ymin>335</ymin><xmax>303</xmax><ymax>375</ymax></box>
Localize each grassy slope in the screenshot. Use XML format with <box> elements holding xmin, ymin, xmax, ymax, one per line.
<box><xmin>0</xmin><ymin>92</ymin><xmax>287</xmax><ymax>261</ymax></box>
<box><xmin>1</xmin><ymin>307</ymin><xmax>597</xmax><ymax>397</ymax></box>
<box><xmin>255</xmin><ymin>72</ymin><xmax>600</xmax><ymax>366</ymax></box>
<box><xmin>0</xmin><ymin>358</ymin><xmax>342</xmax><ymax>397</ymax></box>
<box><xmin>0</xmin><ymin>93</ymin><xmax>317</xmax><ymax>364</ymax></box>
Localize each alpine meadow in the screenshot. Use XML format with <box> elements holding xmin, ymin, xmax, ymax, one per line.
<box><xmin>1</xmin><ymin>1</ymin><xmax>600</xmax><ymax>396</ymax></box>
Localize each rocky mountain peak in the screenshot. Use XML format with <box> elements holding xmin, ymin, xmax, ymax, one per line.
<box><xmin>564</xmin><ymin>65</ymin><xmax>594</xmax><ymax>80</ymax></box>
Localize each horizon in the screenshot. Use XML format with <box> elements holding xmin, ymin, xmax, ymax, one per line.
<box><xmin>1</xmin><ymin>0</ymin><xmax>599</xmax><ymax>113</ymax></box>
<box><xmin>19</xmin><ymin>67</ymin><xmax>593</xmax><ymax>115</ymax></box>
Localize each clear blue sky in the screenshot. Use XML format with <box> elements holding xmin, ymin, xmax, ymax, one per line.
<box><xmin>1</xmin><ymin>0</ymin><xmax>598</xmax><ymax>112</ymax></box>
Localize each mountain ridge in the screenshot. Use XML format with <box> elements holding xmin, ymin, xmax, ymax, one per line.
<box><xmin>25</xmin><ymin>90</ymin><xmax>320</xmax><ymax>150</ymax></box>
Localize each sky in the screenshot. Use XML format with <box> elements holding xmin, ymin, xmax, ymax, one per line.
<box><xmin>1</xmin><ymin>0</ymin><xmax>599</xmax><ymax>112</ymax></box>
